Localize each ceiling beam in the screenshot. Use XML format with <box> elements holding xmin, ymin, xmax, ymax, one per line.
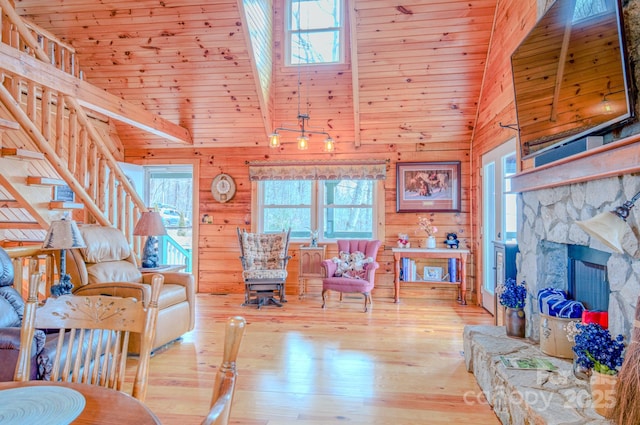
<box><xmin>0</xmin><ymin>43</ymin><xmax>192</xmax><ymax>145</ymax></box>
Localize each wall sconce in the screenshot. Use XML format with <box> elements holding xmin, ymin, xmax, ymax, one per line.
<box><xmin>576</xmin><ymin>190</ymin><xmax>640</xmax><ymax>253</ymax></box>
<box><xmin>134</xmin><ymin>210</ymin><xmax>167</xmax><ymax>268</ymax></box>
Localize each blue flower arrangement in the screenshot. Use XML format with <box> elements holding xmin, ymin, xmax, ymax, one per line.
<box><xmin>498</xmin><ymin>278</ymin><xmax>527</xmax><ymax>309</ymax></box>
<box><xmin>572</xmin><ymin>323</ymin><xmax>625</xmax><ymax>375</ymax></box>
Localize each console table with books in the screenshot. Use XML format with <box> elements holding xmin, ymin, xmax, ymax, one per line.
<box><xmin>392</xmin><ymin>247</ymin><xmax>470</xmax><ymax>305</ymax></box>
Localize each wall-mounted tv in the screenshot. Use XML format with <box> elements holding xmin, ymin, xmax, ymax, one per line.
<box><xmin>511</xmin><ymin>0</ymin><xmax>634</xmax><ymax>160</ymax></box>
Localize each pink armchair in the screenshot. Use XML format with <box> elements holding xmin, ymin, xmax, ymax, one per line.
<box><xmin>321</xmin><ymin>240</ymin><xmax>381</xmax><ymax>312</ymax></box>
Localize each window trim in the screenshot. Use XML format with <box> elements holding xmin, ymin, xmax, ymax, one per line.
<box><xmin>284</xmin><ymin>0</ymin><xmax>346</xmax><ymax>66</ymax></box>
<box><xmin>253</xmin><ymin>179</ymin><xmax>384</xmax><ymax>243</ymax></box>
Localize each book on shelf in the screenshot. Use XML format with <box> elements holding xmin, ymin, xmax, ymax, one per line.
<box><xmin>400</xmin><ymin>257</ymin><xmax>417</xmax><ymax>281</ymax></box>
<box><xmin>448</xmin><ymin>258</ymin><xmax>457</xmax><ymax>282</ymax></box>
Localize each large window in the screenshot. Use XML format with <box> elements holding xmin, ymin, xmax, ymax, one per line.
<box><xmin>286</xmin><ymin>0</ymin><xmax>343</xmax><ymax>65</ymax></box>
<box><xmin>259</xmin><ymin>179</ymin><xmax>375</xmax><ymax>240</ymax></box>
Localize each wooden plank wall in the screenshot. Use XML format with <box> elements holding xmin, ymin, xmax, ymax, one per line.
<box><xmin>469</xmin><ymin>0</ymin><xmax>539</xmax><ymax>300</ymax></box>
<box><xmin>126</xmin><ymin>143</ymin><xmax>472</xmax><ymax>303</ymax></box>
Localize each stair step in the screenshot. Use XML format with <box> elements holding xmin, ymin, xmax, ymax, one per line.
<box><xmin>0</xmin><ymin>118</ymin><xmax>19</xmax><ymax>131</ymax></box>
<box><xmin>48</xmin><ymin>201</ymin><xmax>84</xmax><ymax>210</ymax></box>
<box><xmin>0</xmin><ymin>148</ymin><xmax>45</xmax><ymax>160</ymax></box>
<box><xmin>26</xmin><ymin>176</ymin><xmax>66</xmax><ymax>186</ymax></box>
<box><xmin>0</xmin><ymin>199</ymin><xmax>20</xmax><ymax>207</ymax></box>
<box><xmin>0</xmin><ymin>221</ymin><xmax>41</xmax><ymax>229</ymax></box>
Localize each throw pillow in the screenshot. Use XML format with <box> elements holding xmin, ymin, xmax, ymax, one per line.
<box><xmin>331</xmin><ymin>251</ymin><xmax>373</xmax><ymax>279</ymax></box>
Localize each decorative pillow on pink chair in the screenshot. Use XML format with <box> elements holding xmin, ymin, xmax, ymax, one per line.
<box><xmin>331</xmin><ymin>251</ymin><xmax>373</xmax><ymax>279</ymax></box>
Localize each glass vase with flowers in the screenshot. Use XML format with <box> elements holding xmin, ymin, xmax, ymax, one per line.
<box><xmin>417</xmin><ymin>216</ymin><xmax>438</xmax><ymax>248</ymax></box>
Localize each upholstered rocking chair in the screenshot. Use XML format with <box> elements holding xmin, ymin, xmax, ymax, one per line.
<box><xmin>237</xmin><ymin>228</ymin><xmax>291</xmax><ymax>309</ymax></box>
<box><xmin>321</xmin><ymin>240</ymin><xmax>381</xmax><ymax>312</ymax></box>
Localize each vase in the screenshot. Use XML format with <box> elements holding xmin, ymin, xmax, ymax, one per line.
<box><xmin>505</xmin><ymin>307</ymin><xmax>526</xmax><ymax>338</ymax></box>
<box><xmin>572</xmin><ymin>356</ymin><xmax>592</xmax><ymax>381</ymax></box>
<box><xmin>590</xmin><ymin>371</ymin><xmax>617</xmax><ymax>417</ymax></box>
<box><xmin>426</xmin><ymin>236</ymin><xmax>436</xmax><ymax>249</ymax></box>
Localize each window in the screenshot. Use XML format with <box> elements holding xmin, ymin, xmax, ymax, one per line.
<box><xmin>259</xmin><ymin>179</ymin><xmax>375</xmax><ymax>240</ymax></box>
<box><xmin>286</xmin><ymin>0</ymin><xmax>343</xmax><ymax>65</ymax></box>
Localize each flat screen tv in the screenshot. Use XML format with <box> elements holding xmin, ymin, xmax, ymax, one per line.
<box><xmin>511</xmin><ymin>0</ymin><xmax>634</xmax><ymax>160</ymax></box>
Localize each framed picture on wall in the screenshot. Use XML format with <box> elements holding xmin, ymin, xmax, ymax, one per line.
<box><xmin>396</xmin><ymin>161</ymin><xmax>461</xmax><ymax>212</ymax></box>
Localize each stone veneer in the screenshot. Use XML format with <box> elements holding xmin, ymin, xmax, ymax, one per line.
<box><xmin>517</xmin><ymin>174</ymin><xmax>640</xmax><ymax>342</ymax></box>
<box><xmin>464</xmin><ymin>325</ymin><xmax>612</xmax><ymax>425</ymax></box>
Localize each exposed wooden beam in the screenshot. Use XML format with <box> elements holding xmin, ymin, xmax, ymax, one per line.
<box><xmin>0</xmin><ymin>43</ymin><xmax>192</xmax><ymax>145</ymax></box>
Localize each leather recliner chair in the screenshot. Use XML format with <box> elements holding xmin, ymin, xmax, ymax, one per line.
<box><xmin>65</xmin><ymin>224</ymin><xmax>195</xmax><ymax>354</ymax></box>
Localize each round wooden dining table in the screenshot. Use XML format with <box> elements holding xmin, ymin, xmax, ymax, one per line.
<box><xmin>0</xmin><ymin>380</ymin><xmax>161</xmax><ymax>424</ymax></box>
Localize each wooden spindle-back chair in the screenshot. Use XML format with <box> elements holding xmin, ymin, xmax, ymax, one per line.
<box><xmin>14</xmin><ymin>272</ymin><xmax>163</xmax><ymax>402</ymax></box>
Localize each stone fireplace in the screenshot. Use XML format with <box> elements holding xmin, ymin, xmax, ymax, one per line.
<box><xmin>517</xmin><ymin>174</ymin><xmax>640</xmax><ymax>342</ymax></box>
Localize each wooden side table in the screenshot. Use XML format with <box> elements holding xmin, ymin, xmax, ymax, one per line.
<box><xmin>298</xmin><ymin>245</ymin><xmax>326</xmax><ymax>298</ymax></box>
<box><xmin>392</xmin><ymin>247</ymin><xmax>470</xmax><ymax>305</ymax></box>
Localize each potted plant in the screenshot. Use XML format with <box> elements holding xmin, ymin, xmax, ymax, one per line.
<box><xmin>497</xmin><ymin>278</ymin><xmax>527</xmax><ymax>338</ymax></box>
<box><xmin>572</xmin><ymin>323</ymin><xmax>625</xmax><ymax>417</ymax></box>
<box><xmin>417</xmin><ymin>216</ymin><xmax>438</xmax><ymax>249</ymax></box>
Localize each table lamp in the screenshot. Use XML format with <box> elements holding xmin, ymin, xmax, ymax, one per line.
<box><xmin>134</xmin><ymin>211</ymin><xmax>167</xmax><ymax>268</ymax></box>
<box><xmin>42</xmin><ymin>216</ymin><xmax>86</xmax><ymax>296</ymax></box>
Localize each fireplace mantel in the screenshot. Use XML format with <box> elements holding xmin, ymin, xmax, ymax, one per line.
<box><xmin>511</xmin><ymin>133</ymin><xmax>640</xmax><ymax>193</ymax></box>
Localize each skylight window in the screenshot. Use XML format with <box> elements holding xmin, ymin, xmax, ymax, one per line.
<box><xmin>287</xmin><ymin>0</ymin><xmax>343</xmax><ymax>65</ymax></box>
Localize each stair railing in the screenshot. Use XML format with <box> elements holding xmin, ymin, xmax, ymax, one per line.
<box><xmin>0</xmin><ymin>0</ymin><xmax>148</xmax><ymax>258</ymax></box>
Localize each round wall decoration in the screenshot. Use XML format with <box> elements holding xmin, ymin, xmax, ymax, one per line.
<box><xmin>211</xmin><ymin>173</ymin><xmax>236</xmax><ymax>203</ymax></box>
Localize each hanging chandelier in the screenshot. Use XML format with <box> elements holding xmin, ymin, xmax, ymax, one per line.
<box><xmin>268</xmin><ymin>113</ymin><xmax>335</xmax><ymax>152</ymax></box>
<box><xmin>268</xmin><ymin>0</ymin><xmax>335</xmax><ymax>153</ymax></box>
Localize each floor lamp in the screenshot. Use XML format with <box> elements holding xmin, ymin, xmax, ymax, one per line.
<box><xmin>134</xmin><ymin>211</ymin><xmax>167</xmax><ymax>268</ymax></box>
<box><xmin>42</xmin><ymin>216</ymin><xmax>86</xmax><ymax>296</ymax></box>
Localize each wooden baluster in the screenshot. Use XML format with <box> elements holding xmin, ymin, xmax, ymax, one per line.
<box><xmin>107</xmin><ymin>170</ymin><xmax>115</xmax><ymax>224</ymax></box>
<box><xmin>98</xmin><ymin>157</ymin><xmax>107</xmax><ymax>214</ymax></box>
<box><xmin>68</xmin><ymin>108</ymin><xmax>78</xmax><ymax>174</ymax></box>
<box><xmin>26</xmin><ymin>80</ymin><xmax>36</xmax><ymax>121</ymax></box>
<box><xmin>78</xmin><ymin>128</ymin><xmax>88</xmax><ymax>189</ymax></box>
<box><xmin>116</xmin><ymin>184</ymin><xmax>125</xmax><ymax>231</ymax></box>
<box><xmin>87</xmin><ymin>142</ymin><xmax>97</xmax><ymax>200</ymax></box>
<box><xmin>41</xmin><ymin>87</ymin><xmax>52</xmax><ymax>140</ymax></box>
<box><xmin>55</xmin><ymin>94</ymin><xmax>65</xmax><ymax>158</ymax></box>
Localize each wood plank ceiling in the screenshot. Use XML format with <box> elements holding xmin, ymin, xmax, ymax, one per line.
<box><xmin>15</xmin><ymin>0</ymin><xmax>498</xmax><ymax>151</ymax></box>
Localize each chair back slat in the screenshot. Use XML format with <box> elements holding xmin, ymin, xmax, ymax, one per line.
<box><xmin>14</xmin><ymin>273</ymin><xmax>163</xmax><ymax>402</ymax></box>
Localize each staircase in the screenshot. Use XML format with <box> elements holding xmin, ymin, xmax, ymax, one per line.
<box><xmin>0</xmin><ymin>1</ymin><xmax>146</xmax><ymax>256</ymax></box>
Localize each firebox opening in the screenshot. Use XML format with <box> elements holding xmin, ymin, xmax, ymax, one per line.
<box><xmin>567</xmin><ymin>244</ymin><xmax>610</xmax><ymax>312</ymax></box>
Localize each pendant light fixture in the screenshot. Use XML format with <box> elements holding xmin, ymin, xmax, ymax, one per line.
<box><xmin>268</xmin><ymin>0</ymin><xmax>335</xmax><ymax>152</ymax></box>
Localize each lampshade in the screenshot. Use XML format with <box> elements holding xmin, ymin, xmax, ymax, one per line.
<box><xmin>42</xmin><ymin>217</ymin><xmax>86</xmax><ymax>250</ymax></box>
<box><xmin>133</xmin><ymin>211</ymin><xmax>167</xmax><ymax>236</ymax></box>
<box><xmin>576</xmin><ymin>211</ymin><xmax>628</xmax><ymax>254</ymax></box>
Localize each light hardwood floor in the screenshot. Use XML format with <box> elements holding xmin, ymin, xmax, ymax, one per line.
<box><xmin>137</xmin><ymin>293</ymin><xmax>500</xmax><ymax>425</ymax></box>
